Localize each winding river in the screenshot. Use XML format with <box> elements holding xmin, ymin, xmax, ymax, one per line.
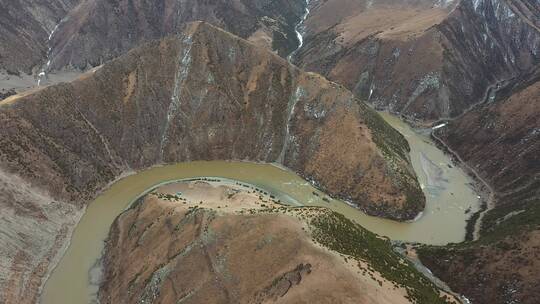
<box><xmin>40</xmin><ymin>113</ymin><xmax>480</xmax><ymax>304</ymax></box>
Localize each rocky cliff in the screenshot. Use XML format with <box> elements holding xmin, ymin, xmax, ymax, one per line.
<box><xmin>294</xmin><ymin>0</ymin><xmax>540</xmax><ymax>120</ymax></box>
<box><xmin>0</xmin><ymin>22</ymin><xmax>424</xmax><ymax>303</ymax></box>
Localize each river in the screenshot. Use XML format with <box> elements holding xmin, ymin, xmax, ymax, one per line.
<box><xmin>287</xmin><ymin>0</ymin><xmax>310</xmax><ymax>61</ymax></box>
<box><xmin>40</xmin><ymin>113</ymin><xmax>480</xmax><ymax>304</ymax></box>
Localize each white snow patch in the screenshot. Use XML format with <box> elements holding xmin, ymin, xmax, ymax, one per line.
<box><xmin>37</xmin><ymin>18</ymin><xmax>66</xmax><ymax>86</ymax></box>
<box><xmin>432</xmin><ymin>123</ymin><xmax>447</xmax><ymax>130</ymax></box>
<box><xmin>278</xmin><ymin>86</ymin><xmax>304</xmax><ymax>163</ymax></box>
<box><xmin>160</xmin><ymin>34</ymin><xmax>194</xmax><ymax>159</ymax></box>
<box><xmin>408</xmin><ymin>211</ymin><xmax>424</xmax><ymax>222</ymax></box>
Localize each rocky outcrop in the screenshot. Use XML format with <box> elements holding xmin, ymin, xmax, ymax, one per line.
<box><xmin>0</xmin><ymin>88</ymin><xmax>15</xmax><ymax>100</ymax></box>
<box><xmin>0</xmin><ymin>22</ymin><xmax>424</xmax><ymax>303</ymax></box>
<box><xmin>418</xmin><ymin>68</ymin><xmax>540</xmax><ymax>304</ymax></box>
<box><xmin>295</xmin><ymin>0</ymin><xmax>540</xmax><ymax>120</ymax></box>
<box><xmin>46</xmin><ymin>0</ymin><xmax>305</xmax><ymax>72</ymax></box>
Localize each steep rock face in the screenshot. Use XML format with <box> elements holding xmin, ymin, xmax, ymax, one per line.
<box><xmin>295</xmin><ymin>0</ymin><xmax>540</xmax><ymax>120</ymax></box>
<box><xmin>0</xmin><ymin>0</ymin><xmax>79</xmax><ymax>74</ymax></box>
<box><xmin>47</xmin><ymin>0</ymin><xmax>305</xmax><ymax>71</ymax></box>
<box><xmin>0</xmin><ymin>22</ymin><xmax>424</xmax><ymax>303</ymax></box>
<box><xmin>418</xmin><ymin>68</ymin><xmax>540</xmax><ymax>304</ymax></box>
<box><xmin>436</xmin><ymin>0</ymin><xmax>539</xmax><ymax>119</ymax></box>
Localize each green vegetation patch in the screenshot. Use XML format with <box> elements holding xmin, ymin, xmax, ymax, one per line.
<box><xmin>358</xmin><ymin>103</ymin><xmax>410</xmax><ymax>161</ymax></box>
<box><xmin>310</xmin><ymin>210</ymin><xmax>451</xmax><ymax>304</ymax></box>
<box><xmin>479</xmin><ymin>199</ymin><xmax>540</xmax><ymax>243</ymax></box>
<box><xmin>357</xmin><ymin>102</ymin><xmax>425</xmax><ymax>213</ymax></box>
<box><xmin>154</xmin><ymin>192</ymin><xmax>183</xmax><ymax>202</ymax></box>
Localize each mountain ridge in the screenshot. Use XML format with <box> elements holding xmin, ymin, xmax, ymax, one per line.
<box><xmin>418</xmin><ymin>66</ymin><xmax>540</xmax><ymax>304</ymax></box>
<box><xmin>0</xmin><ymin>21</ymin><xmax>424</xmax><ymax>303</ymax></box>
<box><xmin>294</xmin><ymin>0</ymin><xmax>540</xmax><ymax>120</ymax></box>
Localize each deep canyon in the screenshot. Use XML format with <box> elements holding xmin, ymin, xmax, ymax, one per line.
<box><xmin>0</xmin><ymin>0</ymin><xmax>538</xmax><ymax>303</ymax></box>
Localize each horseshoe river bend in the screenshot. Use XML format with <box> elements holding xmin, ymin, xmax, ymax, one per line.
<box><xmin>40</xmin><ymin>113</ymin><xmax>481</xmax><ymax>303</ymax></box>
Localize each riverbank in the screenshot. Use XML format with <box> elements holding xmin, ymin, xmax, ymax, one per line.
<box><xmin>97</xmin><ymin>180</ymin><xmax>456</xmax><ymax>304</ymax></box>
<box><xmin>39</xmin><ymin>110</ymin><xmax>483</xmax><ymax>302</ymax></box>
<box><xmin>395</xmin><ymin>244</ymin><xmax>466</xmax><ymax>304</ymax></box>
<box><xmin>379</xmin><ymin>113</ymin><xmax>481</xmax><ymax>242</ymax></box>
<box><xmin>430</xmin><ymin>129</ymin><xmax>494</xmax><ymax>241</ymax></box>
<box><xmin>41</xmin><ymin>149</ymin><xmax>480</xmax><ymax>302</ymax></box>
<box><xmin>380</xmin><ymin>110</ymin><xmax>491</xmax><ymax>242</ymax></box>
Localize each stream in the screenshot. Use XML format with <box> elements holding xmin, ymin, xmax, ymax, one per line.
<box><xmin>287</xmin><ymin>0</ymin><xmax>310</xmax><ymax>61</ymax></box>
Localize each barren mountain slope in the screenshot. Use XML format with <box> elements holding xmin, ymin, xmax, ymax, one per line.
<box><xmin>0</xmin><ymin>0</ymin><xmax>79</xmax><ymax>74</ymax></box>
<box><xmin>45</xmin><ymin>0</ymin><xmax>305</xmax><ymax>72</ymax></box>
<box><xmin>0</xmin><ymin>0</ymin><xmax>306</xmax><ymax>99</ymax></box>
<box><xmin>0</xmin><ymin>0</ymin><xmax>82</xmax><ymax>98</ymax></box>
<box><xmin>294</xmin><ymin>0</ymin><xmax>540</xmax><ymax>120</ymax></box>
<box><xmin>0</xmin><ymin>22</ymin><xmax>424</xmax><ymax>303</ymax></box>
<box><xmin>418</xmin><ymin>68</ymin><xmax>540</xmax><ymax>304</ymax></box>
<box><xmin>99</xmin><ymin>181</ymin><xmax>452</xmax><ymax>304</ymax></box>
<box><xmin>437</xmin><ymin>68</ymin><xmax>540</xmax><ymax>233</ymax></box>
